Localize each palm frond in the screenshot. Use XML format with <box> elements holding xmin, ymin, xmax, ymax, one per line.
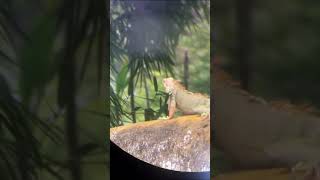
<box><xmin>110</xmin><ymin>0</ymin><xmax>209</xmax><ymax>125</ymax></box>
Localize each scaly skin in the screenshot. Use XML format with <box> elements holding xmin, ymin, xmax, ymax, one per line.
<box><xmin>213</xmin><ymin>67</ymin><xmax>320</xmax><ymax>179</ymax></box>
<box><xmin>291</xmin><ymin>161</ymin><xmax>320</xmax><ymax>180</ymax></box>
<box><xmin>162</xmin><ymin>77</ymin><xmax>210</xmax><ymax>120</ymax></box>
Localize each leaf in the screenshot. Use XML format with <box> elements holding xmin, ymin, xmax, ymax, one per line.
<box><xmin>133</xmin><ymin>106</ymin><xmax>141</xmax><ymax>111</ymax></box>
<box><xmin>78</xmin><ymin>143</ymin><xmax>100</xmax><ymax>157</ymax></box>
<box><xmin>0</xmin><ymin>148</ymin><xmax>18</xmax><ymax>180</ymax></box>
<box><xmin>79</xmin><ymin>34</ymin><xmax>95</xmax><ymax>83</ymax></box>
<box><xmin>19</xmin><ymin>14</ymin><xmax>57</xmax><ymax>105</ymax></box>
<box><xmin>153</xmin><ymin>76</ymin><xmax>158</xmax><ymax>92</ymax></box>
<box><xmin>0</xmin><ymin>73</ymin><xmax>11</xmax><ymax>99</ymax></box>
<box><xmin>116</xmin><ymin>64</ymin><xmax>129</xmax><ymax>95</ymax></box>
<box><xmin>0</xmin><ymin>49</ymin><xmax>17</xmax><ymax>66</ymax></box>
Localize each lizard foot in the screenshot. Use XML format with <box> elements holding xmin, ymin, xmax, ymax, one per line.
<box><xmin>291</xmin><ymin>161</ymin><xmax>320</xmax><ymax>180</ymax></box>
<box><xmin>200</xmin><ymin>113</ymin><xmax>210</xmax><ymax>120</ymax></box>
<box><xmin>158</xmin><ymin>116</ymin><xmax>169</xmax><ymax>120</ymax></box>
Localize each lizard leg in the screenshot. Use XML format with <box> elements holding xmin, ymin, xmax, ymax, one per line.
<box><xmin>291</xmin><ymin>161</ymin><xmax>320</xmax><ymax>180</ymax></box>
<box><xmin>168</xmin><ymin>101</ymin><xmax>176</xmax><ymax>119</ymax></box>
<box><xmin>304</xmin><ymin>162</ymin><xmax>320</xmax><ymax>180</ymax></box>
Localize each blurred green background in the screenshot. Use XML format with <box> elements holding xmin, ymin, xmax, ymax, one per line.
<box><xmin>0</xmin><ymin>0</ymin><xmax>107</xmax><ymax>180</ymax></box>
<box><xmin>110</xmin><ymin>1</ymin><xmax>210</xmax><ymax>126</ymax></box>
<box><xmin>212</xmin><ymin>0</ymin><xmax>320</xmax><ymax>175</ymax></box>
<box><xmin>215</xmin><ymin>0</ymin><xmax>320</xmax><ymax>108</ymax></box>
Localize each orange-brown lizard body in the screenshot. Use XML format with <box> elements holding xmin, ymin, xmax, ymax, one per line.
<box><xmin>162</xmin><ymin>77</ymin><xmax>210</xmax><ymax>120</ymax></box>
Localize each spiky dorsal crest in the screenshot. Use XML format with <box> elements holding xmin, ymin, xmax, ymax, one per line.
<box><xmin>163</xmin><ymin>77</ymin><xmax>209</xmax><ymax>98</ymax></box>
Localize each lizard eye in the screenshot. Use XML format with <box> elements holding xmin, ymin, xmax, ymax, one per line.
<box><xmin>164</xmin><ymin>80</ymin><xmax>169</xmax><ymax>86</ymax></box>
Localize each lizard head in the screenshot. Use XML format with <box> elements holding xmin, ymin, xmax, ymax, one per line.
<box><xmin>163</xmin><ymin>77</ymin><xmax>185</xmax><ymax>95</ymax></box>
<box><xmin>163</xmin><ymin>77</ymin><xmax>175</xmax><ymax>94</ymax></box>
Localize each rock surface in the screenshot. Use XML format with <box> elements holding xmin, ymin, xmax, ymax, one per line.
<box><xmin>110</xmin><ymin>115</ymin><xmax>210</xmax><ymax>172</ymax></box>
<box><xmin>214</xmin><ymin>168</ymin><xmax>293</xmax><ymax>180</ymax></box>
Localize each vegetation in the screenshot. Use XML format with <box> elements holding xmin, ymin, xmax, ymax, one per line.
<box><xmin>0</xmin><ymin>0</ymin><xmax>106</xmax><ymax>180</ymax></box>
<box><xmin>110</xmin><ymin>0</ymin><xmax>210</xmax><ymax>126</ymax></box>
<box><xmin>215</xmin><ymin>0</ymin><xmax>320</xmax><ymax>108</ymax></box>
<box><xmin>0</xmin><ymin>0</ymin><xmax>210</xmax><ymax>179</ymax></box>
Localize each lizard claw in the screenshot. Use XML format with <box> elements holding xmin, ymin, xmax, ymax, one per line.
<box><xmin>159</xmin><ymin>116</ymin><xmax>169</xmax><ymax>120</ymax></box>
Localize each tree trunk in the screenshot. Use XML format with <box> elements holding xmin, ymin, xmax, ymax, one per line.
<box><xmin>235</xmin><ymin>0</ymin><xmax>253</xmax><ymax>91</ymax></box>
<box><xmin>129</xmin><ymin>68</ymin><xmax>136</xmax><ymax>123</ymax></box>
<box><xmin>17</xmin><ymin>141</ymin><xmax>31</xmax><ymax>180</ymax></box>
<box><xmin>184</xmin><ymin>50</ymin><xmax>189</xmax><ymax>90</ymax></box>
<box><xmin>65</xmin><ymin>61</ymin><xmax>81</xmax><ymax>180</ymax></box>
<box><xmin>144</xmin><ymin>76</ymin><xmax>150</xmax><ymax>109</ymax></box>
<box><xmin>61</xmin><ymin>2</ymin><xmax>82</xmax><ymax>179</ymax></box>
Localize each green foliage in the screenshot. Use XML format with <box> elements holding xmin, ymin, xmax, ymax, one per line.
<box><xmin>0</xmin><ymin>73</ymin><xmax>64</xmax><ymax>180</ymax></box>
<box><xmin>153</xmin><ymin>76</ymin><xmax>158</xmax><ymax>92</ymax></box>
<box><xmin>0</xmin><ymin>0</ymin><xmax>108</xmax><ymax>180</ymax></box>
<box><xmin>115</xmin><ymin>64</ymin><xmax>129</xmax><ymax>95</ymax></box>
<box><xmin>19</xmin><ymin>15</ymin><xmax>57</xmax><ymax>105</ymax></box>
<box><xmin>110</xmin><ymin>0</ymin><xmax>210</xmax><ymax>125</ymax></box>
<box><xmin>176</xmin><ymin>21</ymin><xmax>210</xmax><ymax>94</ymax></box>
<box><xmin>216</xmin><ymin>0</ymin><xmax>320</xmax><ymax>107</ymax></box>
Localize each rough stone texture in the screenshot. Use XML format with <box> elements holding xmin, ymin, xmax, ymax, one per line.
<box><xmin>110</xmin><ymin>115</ymin><xmax>210</xmax><ymax>172</ymax></box>
<box><xmin>214</xmin><ymin>167</ymin><xmax>320</xmax><ymax>180</ymax></box>
<box><xmin>214</xmin><ymin>168</ymin><xmax>293</xmax><ymax>180</ymax></box>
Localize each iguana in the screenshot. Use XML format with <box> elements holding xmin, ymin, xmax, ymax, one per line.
<box><xmin>213</xmin><ymin>67</ymin><xmax>320</xmax><ymax>180</ymax></box>
<box><xmin>162</xmin><ymin>77</ymin><xmax>210</xmax><ymax>120</ymax></box>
